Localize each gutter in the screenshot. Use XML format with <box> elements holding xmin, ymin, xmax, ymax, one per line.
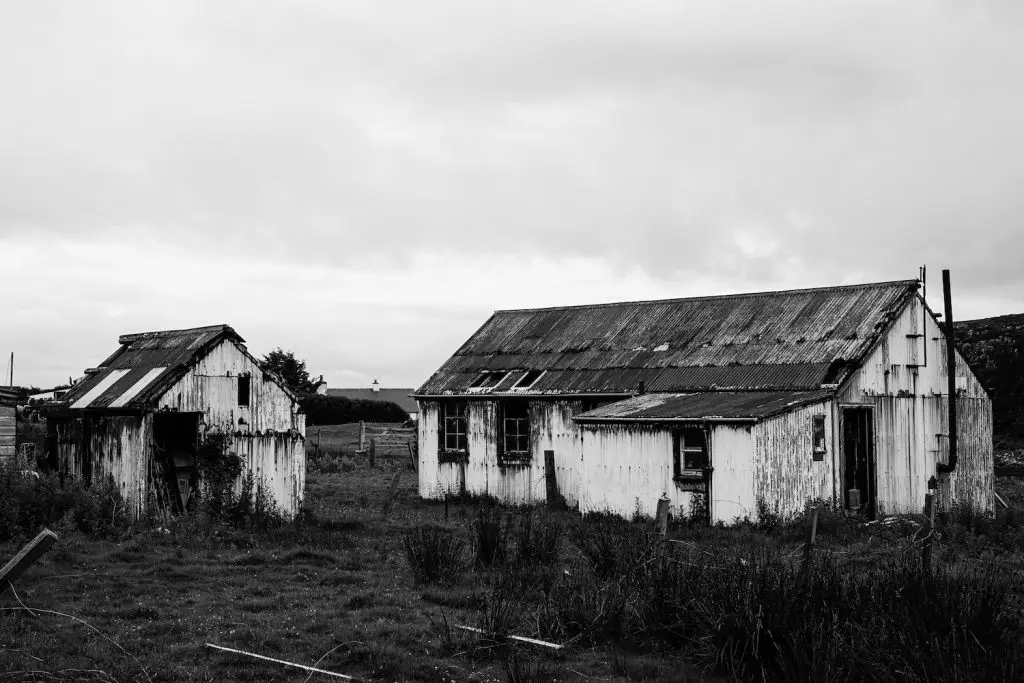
<box><xmin>573</xmin><ymin>416</ymin><xmax>758</xmax><ymax>425</ymax></box>
<box><xmin>412</xmin><ymin>392</ymin><xmax>632</xmax><ymax>400</ymax></box>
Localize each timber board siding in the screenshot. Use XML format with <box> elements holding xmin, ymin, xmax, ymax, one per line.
<box><xmin>158</xmin><ymin>338</ymin><xmax>305</xmax><ymax>517</ymax></box>
<box><xmin>838</xmin><ymin>294</ymin><xmax>993</xmax><ymax>514</ymax></box>
<box><xmin>0</xmin><ymin>407</ymin><xmax>15</xmax><ymax>457</ymax></box>
<box><xmin>417</xmin><ymin>399</ymin><xmax>585</xmax><ymax>505</ymax></box>
<box><xmin>753</xmin><ymin>400</ymin><xmax>834</xmax><ymax>518</ymax></box>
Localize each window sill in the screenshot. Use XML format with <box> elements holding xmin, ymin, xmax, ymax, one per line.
<box><xmin>674</xmin><ymin>471</ymin><xmax>706</xmax><ymax>482</ymax></box>
<box><xmin>497</xmin><ymin>452</ymin><xmax>531</xmax><ymax>467</ymax></box>
<box><xmin>438</xmin><ymin>450</ymin><xmax>468</xmax><ymax>464</ymax></box>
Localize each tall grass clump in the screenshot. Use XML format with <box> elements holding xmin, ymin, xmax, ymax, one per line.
<box><xmin>404</xmin><ymin>525</ymin><xmax>466</xmax><ymax>585</ymax></box>
<box><xmin>569</xmin><ymin>511</ymin><xmax>650</xmax><ymax>579</ymax></box>
<box><xmin>511</xmin><ymin>507</ymin><xmax>562</xmax><ymax>566</ymax></box>
<box><xmin>470</xmin><ymin>506</ymin><xmax>509</xmax><ymax>568</ymax></box>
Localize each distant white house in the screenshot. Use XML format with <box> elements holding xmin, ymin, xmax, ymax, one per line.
<box><xmin>326</xmin><ymin>380</ymin><xmax>419</xmax><ymax>421</ymax></box>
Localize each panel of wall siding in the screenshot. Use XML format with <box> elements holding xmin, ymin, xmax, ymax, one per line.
<box><xmin>754</xmin><ymin>400</ymin><xmax>834</xmax><ymax>517</ymax></box>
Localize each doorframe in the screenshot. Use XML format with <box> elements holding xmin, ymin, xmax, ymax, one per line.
<box><xmin>839</xmin><ymin>404</ymin><xmax>877</xmax><ymax>518</ymax></box>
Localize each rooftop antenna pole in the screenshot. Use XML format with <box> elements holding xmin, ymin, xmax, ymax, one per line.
<box><xmin>8</xmin><ymin>352</ymin><xmax>11</xmax><ymax>388</ymax></box>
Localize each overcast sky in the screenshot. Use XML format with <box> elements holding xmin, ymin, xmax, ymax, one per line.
<box><xmin>2</xmin><ymin>1</ymin><xmax>1022</xmax><ymax>390</ymax></box>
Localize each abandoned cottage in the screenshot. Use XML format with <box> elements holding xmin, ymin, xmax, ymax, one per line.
<box><xmin>47</xmin><ymin>325</ymin><xmax>306</xmax><ymax>518</ymax></box>
<box><xmin>414</xmin><ymin>279</ymin><xmax>993</xmax><ymax>523</ymax></box>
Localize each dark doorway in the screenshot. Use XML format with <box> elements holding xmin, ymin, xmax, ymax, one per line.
<box><xmin>153</xmin><ymin>413</ymin><xmax>200</xmax><ymax>514</ymax></box>
<box><xmin>842</xmin><ymin>407</ymin><xmax>876</xmax><ymax>518</ymax></box>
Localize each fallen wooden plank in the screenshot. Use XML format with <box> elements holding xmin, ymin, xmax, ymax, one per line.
<box><xmin>204</xmin><ymin>643</ymin><xmax>353</xmax><ymax>680</ymax></box>
<box><xmin>454</xmin><ymin>624</ymin><xmax>563</xmax><ymax>650</ymax></box>
<box><xmin>994</xmin><ymin>491</ymin><xmax>1009</xmax><ymax>510</ymax></box>
<box><xmin>0</xmin><ymin>529</ymin><xmax>58</xmax><ymax>596</ymax></box>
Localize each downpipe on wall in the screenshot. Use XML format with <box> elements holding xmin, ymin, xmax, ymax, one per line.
<box><xmin>937</xmin><ymin>269</ymin><xmax>958</xmax><ymax>476</ymax></box>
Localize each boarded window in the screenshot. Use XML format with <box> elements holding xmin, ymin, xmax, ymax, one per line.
<box><xmin>673</xmin><ymin>429</ymin><xmax>708</xmax><ymax>478</ymax></box>
<box><xmin>501</xmin><ymin>401</ymin><xmax>530</xmax><ymax>455</ymax></box>
<box><xmin>812</xmin><ymin>414</ymin><xmax>827</xmax><ymax>459</ymax></box>
<box><xmin>238</xmin><ymin>374</ymin><xmax>251</xmax><ymax>407</ymax></box>
<box><xmin>439</xmin><ymin>401</ymin><xmax>468</xmax><ymax>452</ymax></box>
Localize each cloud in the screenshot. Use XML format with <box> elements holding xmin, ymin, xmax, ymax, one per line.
<box><xmin>1</xmin><ymin>1</ymin><xmax>1023</xmax><ymax>384</ymax></box>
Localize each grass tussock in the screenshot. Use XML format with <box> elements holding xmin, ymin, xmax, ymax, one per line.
<box><xmin>404</xmin><ymin>525</ymin><xmax>467</xmax><ymax>585</ymax></box>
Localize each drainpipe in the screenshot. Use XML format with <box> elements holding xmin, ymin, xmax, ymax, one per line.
<box><xmin>937</xmin><ymin>269</ymin><xmax>958</xmax><ymax>474</ymax></box>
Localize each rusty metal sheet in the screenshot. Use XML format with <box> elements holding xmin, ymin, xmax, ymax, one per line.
<box><xmin>57</xmin><ymin>325</ymin><xmax>241</xmax><ymax>410</ymax></box>
<box><xmin>574</xmin><ymin>390</ymin><xmax>832</xmax><ymax>422</ymax></box>
<box><xmin>417</xmin><ymin>281</ymin><xmax>918</xmax><ymax>396</ymax></box>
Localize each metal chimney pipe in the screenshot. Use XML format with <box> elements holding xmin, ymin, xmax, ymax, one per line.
<box><xmin>937</xmin><ymin>269</ymin><xmax>958</xmax><ymax>474</ymax></box>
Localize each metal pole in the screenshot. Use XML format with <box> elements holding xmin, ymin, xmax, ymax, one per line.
<box><xmin>938</xmin><ymin>269</ymin><xmax>958</xmax><ymax>474</ymax></box>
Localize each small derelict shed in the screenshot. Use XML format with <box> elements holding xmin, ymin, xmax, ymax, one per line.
<box><xmin>47</xmin><ymin>325</ymin><xmax>306</xmax><ymax>518</ymax></box>
<box><xmin>0</xmin><ymin>387</ymin><xmax>16</xmax><ymax>463</ymax></box>
<box><xmin>414</xmin><ymin>279</ymin><xmax>993</xmax><ymax>523</ymax></box>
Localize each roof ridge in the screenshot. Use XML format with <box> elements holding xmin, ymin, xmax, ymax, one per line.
<box><xmin>494</xmin><ymin>279</ymin><xmax>919</xmax><ymax>314</ymax></box>
<box><xmin>118</xmin><ymin>324</ymin><xmax>235</xmax><ymax>344</ymax></box>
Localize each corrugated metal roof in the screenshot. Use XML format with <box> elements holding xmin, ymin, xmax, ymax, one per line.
<box><xmin>325</xmin><ymin>388</ymin><xmax>418</xmax><ymax>414</ymax></box>
<box><xmin>416</xmin><ymin>280</ymin><xmax>918</xmax><ymax>396</ymax></box>
<box><xmin>574</xmin><ymin>391</ymin><xmax>832</xmax><ymax>422</ymax></box>
<box><xmin>56</xmin><ymin>325</ymin><xmax>243</xmax><ymax>410</ymax></box>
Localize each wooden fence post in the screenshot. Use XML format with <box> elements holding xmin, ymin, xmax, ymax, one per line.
<box><xmin>407</xmin><ymin>441</ymin><xmax>418</xmax><ymax>473</ymax></box>
<box><xmin>368</xmin><ymin>438</ymin><xmax>376</xmax><ymax>469</ymax></box>
<box><xmin>0</xmin><ymin>529</ymin><xmax>58</xmax><ymax>596</ymax></box>
<box><xmin>655</xmin><ymin>497</ymin><xmax>670</xmax><ymax>571</ymax></box>
<box><xmin>359</xmin><ymin>421</ymin><xmax>365</xmax><ymax>451</ymax></box>
<box><xmin>802</xmin><ymin>506</ymin><xmax>819</xmax><ymax>573</ymax></box>
<box><xmin>381</xmin><ymin>471</ymin><xmax>402</xmax><ymax>514</ymax></box>
<box><xmin>922</xmin><ymin>493</ymin><xmax>935</xmax><ymax>575</ymax></box>
<box><xmin>655</xmin><ymin>498</ymin><xmax>670</xmax><ymax>539</ymax></box>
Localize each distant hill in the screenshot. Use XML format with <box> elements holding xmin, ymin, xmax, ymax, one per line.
<box><xmin>955</xmin><ymin>313</ymin><xmax>1024</xmax><ymax>450</ymax></box>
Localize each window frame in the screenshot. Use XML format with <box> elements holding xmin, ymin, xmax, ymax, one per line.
<box><xmin>438</xmin><ymin>400</ymin><xmax>469</xmax><ymax>456</ymax></box>
<box><xmin>673</xmin><ymin>428</ymin><xmax>708</xmax><ymax>480</ymax></box>
<box><xmin>468</xmin><ymin>371</ymin><xmax>510</xmax><ymax>391</ymax></box>
<box><xmin>812</xmin><ymin>414</ymin><xmax>827</xmax><ymax>460</ymax></box>
<box><xmin>237</xmin><ymin>374</ymin><xmax>251</xmax><ymax>407</ymax></box>
<box><xmin>512</xmin><ymin>370</ymin><xmax>545</xmax><ymax>391</ymax></box>
<box><xmin>498</xmin><ymin>400</ymin><xmax>531</xmax><ymax>464</ymax></box>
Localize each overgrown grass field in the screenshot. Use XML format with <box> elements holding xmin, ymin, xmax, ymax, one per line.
<box><xmin>2</xmin><ymin>449</ymin><xmax>1023</xmax><ymax>681</ymax></box>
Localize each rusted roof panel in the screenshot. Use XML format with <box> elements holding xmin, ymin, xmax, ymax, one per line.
<box><xmin>416</xmin><ymin>280</ymin><xmax>917</xmax><ymax>396</ymax></box>
<box><xmin>574</xmin><ymin>390</ymin><xmax>832</xmax><ymax>422</ymax></box>
<box><xmin>57</xmin><ymin>325</ymin><xmax>241</xmax><ymax>410</ymax></box>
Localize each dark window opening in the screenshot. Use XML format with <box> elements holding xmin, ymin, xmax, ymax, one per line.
<box><xmin>500</xmin><ymin>401</ymin><xmax>530</xmax><ymax>457</ymax></box>
<box><xmin>469</xmin><ymin>371</ymin><xmax>509</xmax><ymax>389</ymax></box>
<box><xmin>673</xmin><ymin>428</ymin><xmax>708</xmax><ymax>478</ymax></box>
<box><xmin>513</xmin><ymin>370</ymin><xmax>544</xmax><ymax>389</ymax></box>
<box><xmin>812</xmin><ymin>414</ymin><xmax>827</xmax><ymax>459</ymax></box>
<box><xmin>439</xmin><ymin>401</ymin><xmax>468</xmax><ymax>452</ymax></box>
<box><xmin>238</xmin><ymin>374</ymin><xmax>251</xmax><ymax>407</ymax></box>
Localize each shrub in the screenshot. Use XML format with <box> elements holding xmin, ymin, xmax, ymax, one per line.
<box><xmin>0</xmin><ymin>467</ymin><xmax>130</xmax><ymax>542</ymax></box>
<box><xmin>300</xmin><ymin>394</ymin><xmax>408</xmax><ymax>426</ymax></box>
<box><xmin>404</xmin><ymin>525</ymin><xmax>466</xmax><ymax>585</ymax></box>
